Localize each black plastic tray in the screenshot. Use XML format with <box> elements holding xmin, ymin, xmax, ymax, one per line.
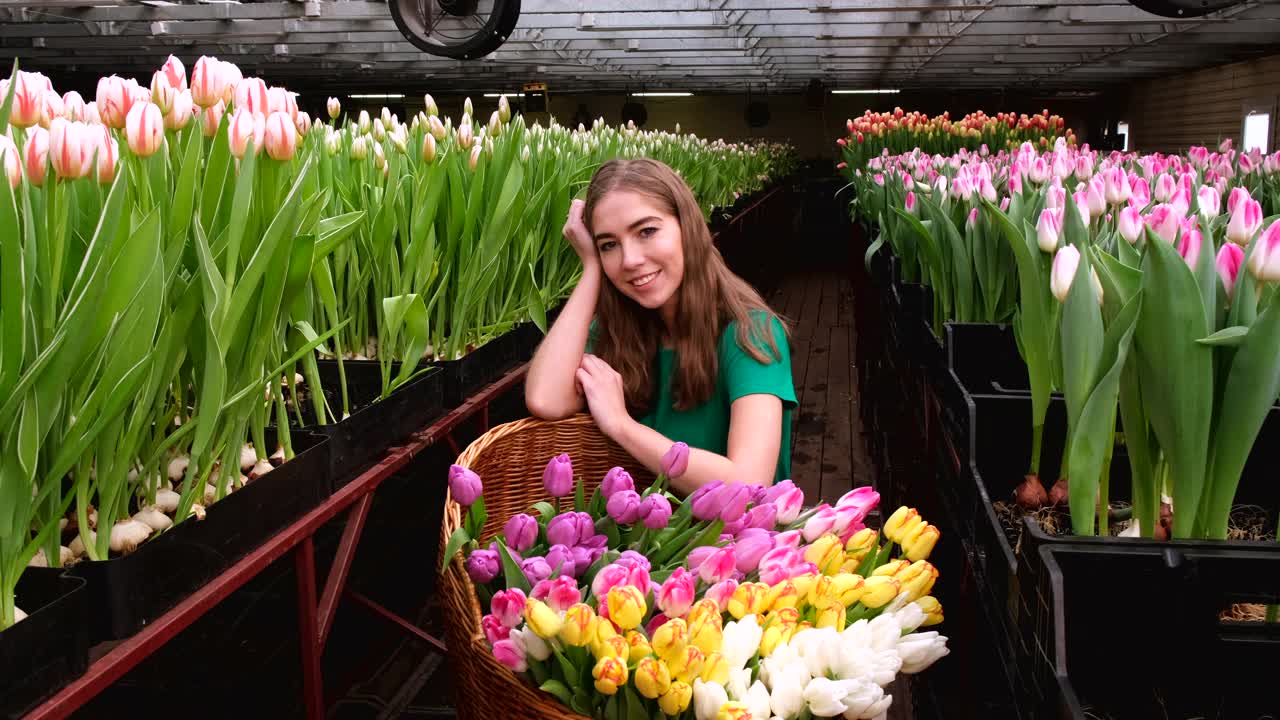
<box><xmin>1</xmin><ymin>568</ymin><xmax>89</xmax><ymax>718</ymax></box>
<box><xmin>71</xmin><ymin>429</ymin><xmax>331</xmax><ymax>643</ymax></box>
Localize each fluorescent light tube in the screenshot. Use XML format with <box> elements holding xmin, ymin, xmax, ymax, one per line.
<box><xmin>348</xmin><ymin>93</ymin><xmax>406</xmax><ymax>99</ymax></box>
<box><xmin>483</xmin><ymin>93</ymin><xmax>527</xmax><ymax>97</ymax></box>
<box><xmin>630</xmin><ymin>92</ymin><xmax>693</xmax><ymax>97</ymax></box>
<box><xmin>831</xmin><ymin>89</ymin><xmax>901</xmax><ymax>95</ymax></box>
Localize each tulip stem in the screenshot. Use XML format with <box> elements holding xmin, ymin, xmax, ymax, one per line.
<box><xmin>1097</xmin><ymin>432</ymin><xmax>1114</xmax><ymax>536</ymax></box>
<box><xmin>1029</xmin><ymin>423</ymin><xmax>1044</xmax><ymax>476</ymax></box>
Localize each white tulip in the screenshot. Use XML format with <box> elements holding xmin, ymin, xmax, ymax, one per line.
<box><xmin>838</xmin><ymin>678</ymin><xmax>888</xmax><ymax>719</ymax></box>
<box><xmin>693</xmin><ymin>679</ymin><xmax>729</xmax><ymax>720</ymax></box>
<box><xmin>897</xmin><ymin>631</ymin><xmax>950</xmax><ymax>673</ymax></box>
<box><xmin>745</xmin><ymin>681</ymin><xmax>772</xmax><ymax>720</ymax></box>
<box><xmin>803</xmin><ymin>677</ymin><xmax>853</xmax><ymax>717</ymax></box>
<box><xmin>727</xmin><ymin>666</ymin><xmax>752</xmax><ymax>702</ymax></box>
<box><xmin>721</xmin><ymin>615</ymin><xmax>764</xmax><ymax>670</ymax></box>
<box><xmin>769</xmin><ymin>670</ymin><xmax>807</xmax><ymax>719</ymax></box>
<box><xmin>510</xmin><ymin>626</ymin><xmax>551</xmax><ymax>661</ymax></box>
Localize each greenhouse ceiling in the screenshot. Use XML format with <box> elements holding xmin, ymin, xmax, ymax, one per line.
<box><xmin>3</xmin><ymin>0</ymin><xmax>1280</xmax><ymax>95</ymax></box>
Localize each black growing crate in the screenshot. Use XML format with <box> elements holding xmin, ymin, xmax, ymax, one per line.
<box><xmin>1</xmin><ymin>568</ymin><xmax>89</xmax><ymax>718</ymax></box>
<box><xmin>70</xmin><ymin>430</ymin><xmax>331</xmax><ymax>643</ymax></box>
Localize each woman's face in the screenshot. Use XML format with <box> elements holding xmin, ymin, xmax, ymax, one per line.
<box><xmin>591</xmin><ymin>190</ymin><xmax>685</xmax><ymax>314</ymax></box>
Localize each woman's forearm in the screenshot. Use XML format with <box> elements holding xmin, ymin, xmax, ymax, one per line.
<box><xmin>525</xmin><ymin>262</ymin><xmax>601</xmax><ymax>418</ymax></box>
<box><xmin>610</xmin><ymin>418</ymin><xmax>772</xmax><ymax>495</ymax></box>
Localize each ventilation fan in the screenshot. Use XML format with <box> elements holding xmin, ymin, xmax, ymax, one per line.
<box><xmin>1126</xmin><ymin>0</ymin><xmax>1246</xmax><ymax>18</ymax></box>
<box><xmin>389</xmin><ymin>0</ymin><xmax>521</xmax><ymax>60</ymax></box>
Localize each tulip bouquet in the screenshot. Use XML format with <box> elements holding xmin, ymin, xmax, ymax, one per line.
<box><xmin>836</xmin><ymin>108</ymin><xmax>1073</xmax><ymax>172</ymax></box>
<box><xmin>842</xmin><ymin>127</ymin><xmax>1280</xmax><ymax>540</ymax></box>
<box><xmin>443</xmin><ymin>443</ymin><xmax>949</xmax><ymax>720</ymax></box>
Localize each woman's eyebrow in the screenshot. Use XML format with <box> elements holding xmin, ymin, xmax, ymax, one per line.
<box><xmin>595</xmin><ymin>216</ymin><xmax>661</xmax><ymax>241</ymax></box>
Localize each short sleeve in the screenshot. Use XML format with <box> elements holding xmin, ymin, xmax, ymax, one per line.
<box><xmin>721</xmin><ymin>314</ymin><xmax>797</xmax><ymax>408</ymax></box>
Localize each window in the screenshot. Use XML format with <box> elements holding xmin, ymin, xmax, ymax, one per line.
<box><xmin>1116</xmin><ymin>121</ymin><xmax>1130</xmax><ymax>151</ymax></box>
<box><xmin>1243</xmin><ymin>112</ymin><xmax>1271</xmax><ymax>153</ymax></box>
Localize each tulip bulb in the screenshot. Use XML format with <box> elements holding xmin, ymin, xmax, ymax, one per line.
<box><xmin>250</xmin><ymin>460</ymin><xmax>274</xmax><ymax>479</ymax></box>
<box><xmin>110</xmin><ymin>519</ymin><xmax>153</xmax><ymax>554</ymax></box>
<box><xmin>134</xmin><ymin>506</ymin><xmax>174</xmax><ymax>532</ymax></box>
<box><xmin>167</xmin><ymin>455</ymin><xmax>190</xmax><ymax>481</ymax></box>
<box><xmin>240</xmin><ymin>444</ymin><xmax>259</xmax><ymax>472</ymax></box>
<box><xmin>155</xmin><ymin>488</ymin><xmax>181</xmax><ymax>513</ymax></box>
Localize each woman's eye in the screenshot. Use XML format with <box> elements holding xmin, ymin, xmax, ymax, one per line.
<box><xmin>599</xmin><ymin>241</ymin><xmax>618</xmax><ymax>252</ymax></box>
<box><xmin>639</xmin><ymin>227</ymin><xmax>657</xmax><ymax>238</ymax></box>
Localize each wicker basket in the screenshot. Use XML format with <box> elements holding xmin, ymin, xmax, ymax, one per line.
<box><xmin>439</xmin><ymin>414</ymin><xmax>656</xmax><ymax>720</ymax></box>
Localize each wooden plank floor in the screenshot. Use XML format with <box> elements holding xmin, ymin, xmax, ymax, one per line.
<box><xmin>767</xmin><ymin>268</ymin><xmax>877</xmax><ymax>505</ymax></box>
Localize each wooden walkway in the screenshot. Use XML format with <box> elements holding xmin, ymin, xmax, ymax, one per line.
<box><xmin>767</xmin><ymin>268</ymin><xmax>877</xmax><ymax>505</ymax></box>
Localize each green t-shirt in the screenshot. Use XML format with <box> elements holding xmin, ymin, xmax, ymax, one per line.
<box><xmin>590</xmin><ymin>314</ymin><xmax>796</xmax><ymax>483</ymax></box>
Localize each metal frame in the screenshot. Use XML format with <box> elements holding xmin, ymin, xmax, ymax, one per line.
<box><xmin>25</xmin><ymin>362</ymin><xmax>531</xmax><ymax>720</ymax></box>
<box><xmin>3</xmin><ymin>0</ymin><xmax>1279</xmax><ymax>95</ymax></box>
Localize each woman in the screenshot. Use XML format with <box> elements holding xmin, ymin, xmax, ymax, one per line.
<box><xmin>525</xmin><ymin>158</ymin><xmax>796</xmax><ymax>494</ymax></box>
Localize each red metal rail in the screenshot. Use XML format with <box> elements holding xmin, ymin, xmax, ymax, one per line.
<box><xmin>27</xmin><ymin>363</ymin><xmax>531</xmax><ymax>720</ymax></box>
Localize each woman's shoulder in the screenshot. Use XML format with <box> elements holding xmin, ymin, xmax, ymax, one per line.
<box><xmin>719</xmin><ymin>309</ymin><xmax>789</xmax><ymax>356</ymax></box>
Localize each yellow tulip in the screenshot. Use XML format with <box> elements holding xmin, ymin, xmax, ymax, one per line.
<box><xmin>559</xmin><ymin>603</ymin><xmax>596</xmax><ymax>647</ymax></box>
<box><xmin>699</xmin><ymin>651</ymin><xmax>730</xmax><ymax>684</ymax></box>
<box><xmin>523</xmin><ymin>598</ymin><xmax>563</xmax><ymax>639</ymax></box>
<box><xmin>593</xmin><ymin>616</ymin><xmax>619</xmax><ymax>651</ymax></box>
<box><xmin>651</xmin><ymin>618</ymin><xmax>688</xmax><ymax>663</ymax></box>
<box><xmin>766</xmin><ymin>580</ymin><xmax>801</xmax><ymax>612</ymax></box>
<box><xmin>788</xmin><ymin>574</ymin><xmax>818</xmax><ymax>604</ymax></box>
<box><xmin>606</xmin><ymin>585</ymin><xmax>647</xmax><ymax>631</ymax></box>
<box><xmin>872</xmin><ymin>559</ymin><xmax>911</xmax><ymax>578</ymax></box>
<box><xmin>898</xmin><ymin>563</ymin><xmax>938</xmax><ymax>602</ymax></box>
<box><xmin>593</xmin><ymin>634</ymin><xmax>630</xmax><ymax>661</ymax></box>
<box><xmin>859</xmin><ymin>575</ymin><xmax>901</xmax><ymax>609</ymax></box>
<box><xmin>829</xmin><ymin>573</ymin><xmax>866</xmax><ymax>606</ymax></box>
<box><xmin>626</xmin><ymin>630</ymin><xmax>653</xmax><ymax>663</ymax></box>
<box><xmin>899</xmin><ymin>520</ymin><xmax>929</xmax><ymax>552</ymax></box>
<box><xmin>686</xmin><ymin>598</ymin><xmax>721</xmax><ymax>627</ymax></box>
<box><xmin>804</xmin><ymin>534</ymin><xmax>845</xmax><ymax>575</ymax></box>
<box><xmin>760</xmin><ymin>622</ymin><xmax>786</xmax><ymax>656</ymax></box>
<box><xmin>883</xmin><ymin>506</ymin><xmax>920</xmax><ymax>542</ymax></box>
<box><xmin>668</xmin><ymin>644</ymin><xmax>704</xmax><ymax>683</ymax></box>
<box><xmin>592</xmin><ymin>656</ymin><xmax>628</xmax><ymax>695</ymax></box>
<box><xmin>716</xmin><ymin>701</ymin><xmax>752</xmax><ymax>720</ymax></box>
<box><xmin>916</xmin><ymin>595</ymin><xmax>945</xmax><ymax>626</ymax></box>
<box><xmin>773</xmin><ymin>606</ymin><xmax>801</xmax><ymax>626</ymax></box>
<box><xmin>658</xmin><ymin>680</ymin><xmax>693</xmax><ymax>715</ymax></box>
<box><xmin>795</xmin><ymin>620</ymin><xmax>814</xmax><ymax>633</ymax></box>
<box><xmin>689</xmin><ymin>616</ymin><xmax>724</xmax><ymax>656</ymax></box>
<box><xmin>844</xmin><ymin>527</ymin><xmax>878</xmax><ymax>553</ymax></box>
<box><xmin>727</xmin><ymin>582</ymin><xmax>770</xmax><ymax>619</ymax></box>
<box><xmin>634</xmin><ymin>656</ymin><xmax>673</xmax><ymax>699</ymax></box>
<box><xmin>816</xmin><ymin>602</ymin><xmax>846</xmax><ymax>631</ymax></box>
<box><xmin>808</xmin><ymin>574</ymin><xmax>836</xmax><ymax>609</ymax></box>
<box><xmin>906</xmin><ymin>524</ymin><xmax>941</xmax><ymax>561</ymax></box>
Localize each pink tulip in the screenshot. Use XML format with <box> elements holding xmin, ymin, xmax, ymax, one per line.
<box><xmin>1046</xmin><ymin>185</ymin><xmax>1065</xmax><ymax>210</ymax></box>
<box><xmin>771</xmin><ymin>486</ymin><xmax>805</xmax><ymax>525</ymax></box>
<box><xmin>1169</xmin><ymin>187</ymin><xmax>1191</xmax><ymax>220</ymax></box>
<box><xmin>773</xmin><ymin>529</ymin><xmax>802</xmax><ymax>549</ymax></box>
<box><xmin>1178</xmin><ymin>227</ymin><xmax>1203</xmax><ymax>270</ymax></box>
<box><xmin>1071</xmin><ymin>191</ymin><xmax>1091</xmax><ymax>227</ymax></box>
<box><xmin>490</xmin><ymin>588</ymin><xmax>527</xmax><ymax>629</ymax></box>
<box><xmin>150</xmin><ymin>71</ymin><xmax>176</xmax><ymax>115</ymax></box>
<box><xmin>61</xmin><ymin>91</ymin><xmax>86</xmax><ymax>122</ymax></box>
<box><xmin>1101</xmin><ymin>167</ymin><xmax>1129</xmax><ymax>206</ymax></box>
<box><xmin>23</xmin><ymin>127</ymin><xmax>49</xmax><ymax>186</ymax></box>
<box><xmin>1146</xmin><ymin>204</ymin><xmax>1180</xmax><ymax>244</ymax></box>
<box><xmin>1216</xmin><ymin>243</ymin><xmax>1245</xmax><ymax>299</ymax></box>
<box><xmin>697</xmin><ymin>546</ymin><xmax>737</xmax><ymax>584</ymax></box>
<box><xmin>234</xmin><ymin>77</ymin><xmax>269</xmax><ymax>116</ymax></box>
<box><xmin>641</xmin><ymin>494</ymin><xmax>672</xmax><ymax>529</ymax></box>
<box><xmin>1075</xmin><ymin>155</ymin><xmax>1093</xmax><ymax>180</ymax></box>
<box><xmin>447</xmin><ymin>464</ymin><xmax>483</xmax><ymax>506</ymax></box>
<box><xmin>1227</xmin><ymin>186</ymin><xmax>1251</xmax><ymax>216</ymax></box>
<box><xmin>1154</xmin><ymin>173</ymin><xmax>1176</xmax><ymax>203</ymax></box>
<box><xmin>705</xmin><ymin>579</ymin><xmax>739</xmax><ymax>613</ymax></box>
<box><xmin>125</xmin><ymin>102</ymin><xmax>164</xmax><ymax>157</ymax></box>
<box><xmin>482</xmin><ymin>614</ymin><xmax>511</xmax><ymax>645</ymax></box>
<box><xmin>82</xmin><ymin>101</ymin><xmax>102</xmax><ymax>126</ymax></box>
<box><xmin>836</xmin><ymin>486</ymin><xmax>880</xmax><ymax>519</ymax></box>
<box><xmin>1050</xmin><ymin>245</ymin><xmax>1081</xmax><ymax>303</ymax></box>
<box><xmin>492</xmin><ymin>636</ymin><xmax>527</xmax><ymax>672</ymax></box>
<box><xmin>38</xmin><ymin>90</ymin><xmax>64</xmax><ymax>129</ymax></box>
<box><xmin>1226</xmin><ymin>198</ymin><xmax>1263</xmax><ymax>246</ymax></box>
<box><xmin>294</xmin><ymin>111</ymin><xmax>311</xmax><ymax>136</ymax></box>
<box><xmin>200</xmin><ymin>101</ymin><xmax>225</xmax><ymax>139</ymax></box>
<box><xmin>1086</xmin><ymin>178</ymin><xmax>1106</xmax><ymax>219</ymax></box>
<box><xmin>1188</xmin><ymin>145</ymin><xmax>1209</xmax><ymax>169</ymax></box>
<box><xmin>904</xmin><ymin>191</ymin><xmax>918</xmax><ymax>216</ymax></box>
<box><xmin>1007</xmin><ymin>168</ymin><xmax>1023</xmax><ymax>195</ymax></box>
<box><xmin>872</xmin><ymin>173</ymin><xmax>884</xmax><ymax>186</ymax></box>
<box><xmin>0</xmin><ymin>136</ymin><xmax>20</xmax><ymax>189</ymax></box>
<box><xmin>978</xmin><ymin>177</ymin><xmax>998</xmax><ymax>203</ymax></box>
<box><xmin>734</xmin><ymin>528</ymin><xmax>774</xmax><ymax>573</ymax></box>
<box><xmin>657</xmin><ymin>567</ymin><xmax>697</xmax><ymax>618</ymax></box>
<box><xmin>542</xmin><ymin>453</ymin><xmax>573</xmax><ymax>498</ymax></box>
<box><xmin>9</xmin><ymin>71</ymin><xmax>46</xmax><ymax>129</ymax></box>
<box><xmin>227</xmin><ymin>108</ymin><xmax>265</xmax><ymax>159</ymax></box>
<box><xmin>1129</xmin><ymin>177</ymin><xmax>1151</xmax><ymax>208</ymax></box>
<box><xmin>219</xmin><ymin>62</ymin><xmax>243</xmax><ymax>105</ymax></box>
<box><xmin>757</xmin><ymin>547</ymin><xmax>800</xmax><ymax>585</ymax></box>
<box><xmin>190</xmin><ymin>56</ymin><xmax>225</xmax><ymax>108</ymax></box>
<box><xmin>1118</xmin><ymin>205</ymin><xmax>1144</xmax><ymax>245</ymax></box>
<box><xmin>48</xmin><ymin>118</ymin><xmax>90</xmax><ymax>180</ymax></box>
<box><xmin>534</xmin><ymin>575</ymin><xmax>581</xmax><ymax>613</ymax></box>
<box><xmin>1000</xmin><ymin>196</ymin><xmax>1010</xmax><ymax>212</ymax></box>
<box><xmin>95</xmin><ymin>75</ymin><xmax>135</xmax><ymax>130</ymax></box>
<box><xmin>1248</xmin><ymin>220</ymin><xmax>1280</xmax><ymax>283</ymax></box>
<box><xmin>801</xmin><ymin>504</ymin><xmax>836</xmax><ymax>542</ymax></box>
<box><xmin>164</xmin><ymin>90</ymin><xmax>194</xmax><ymax>131</ymax></box>
<box><xmin>591</xmin><ymin>563</ymin><xmax>632</xmax><ymax>601</ymax></box>
<box><xmin>157</xmin><ymin>54</ymin><xmax>186</xmax><ymax>91</ymax></box>
<box><xmin>661</xmin><ymin>442</ymin><xmax>690</xmax><ymax>479</ymax></box>
<box><xmin>263</xmin><ymin>111</ymin><xmax>298</xmax><ymax>161</ymax></box>
<box><xmin>1197</xmin><ymin>186</ymin><xmax>1221</xmax><ymax>220</ymax></box>
<box><xmin>1052</xmin><ymin>153</ymin><xmax>1072</xmax><ymax>181</ymax></box>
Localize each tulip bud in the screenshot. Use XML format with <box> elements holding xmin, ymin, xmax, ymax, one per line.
<box><xmin>95</xmin><ymin>75</ymin><xmax>132</xmax><ymax>129</ymax></box>
<box><xmin>226</xmin><ymin>108</ymin><xmax>264</xmax><ymax>159</ymax></box>
<box><xmin>1227</xmin><ymin>198</ymin><xmax>1263</xmax><ymax>246</ymax></box>
<box><xmin>469</xmin><ymin>143</ymin><xmax>481</xmax><ymax>172</ymax></box>
<box><xmin>1146</xmin><ymin>204</ymin><xmax>1180</xmax><ymax>244</ymax></box>
<box><xmin>0</xmin><ymin>136</ymin><xmax>21</xmax><ymax>189</ymax></box>
<box><xmin>1050</xmin><ymin>245</ymin><xmax>1081</xmax><ymax>303</ymax></box>
<box><xmin>357</xmin><ymin>109</ymin><xmax>371</xmax><ymax>134</ymax></box>
<box><xmin>1216</xmin><ymin>242</ymin><xmax>1245</xmax><ymax>299</ymax></box>
<box><xmin>523</xmin><ymin>597</ymin><xmax>563</xmax><ymax>639</ymax></box>
<box><xmin>634</xmin><ymin>657</ymin><xmax>672</xmax><ymax>699</ymax></box>
<box><xmin>372</xmin><ymin>141</ymin><xmax>386</xmax><ymax>170</ymax></box>
<box><xmin>1154</xmin><ymin>173</ymin><xmax>1176</xmax><ymax>203</ymax></box>
<box><xmin>592</xmin><ymin>656</ymin><xmax>627</xmax><ymax>695</ymax></box>
<box><xmin>190</xmin><ymin>56</ymin><xmax>223</xmax><ymax>108</ymax></box>
<box><xmin>164</xmin><ymin>90</ymin><xmax>194</xmax><ymax>131</ymax></box>
<box><xmin>233</xmin><ymin>77</ymin><xmax>269</xmax><ymax>117</ymax></box>
<box><xmin>124</xmin><ymin>102</ymin><xmax>164</xmax><ymax>158</ymax></box>
<box><xmin>59</xmin><ymin>91</ymin><xmax>86</xmax><ymax>123</ymax></box>
<box><xmin>150</xmin><ymin>71</ymin><xmax>176</xmax><ymax>115</ymax></box>
<box><xmin>1086</xmin><ymin>178</ymin><xmax>1106</xmax><ymax>219</ymax></box>
<box><xmin>23</xmin><ymin>126</ymin><xmax>50</xmax><ymax>186</ymax></box>
<box><xmin>858</xmin><ymin>575</ymin><xmax>900</xmax><ymax>609</ymax></box>
<box><xmin>488</xmin><ymin>110</ymin><xmax>502</xmax><ymax>138</ymax></box>
<box><xmin>1036</xmin><ymin>208</ymin><xmax>1062</xmax><ymax>253</ymax></box>
<box><xmin>463</xmin><ymin>96</ymin><xmax>474</xmax><ymax>118</ymax></box>
<box><xmin>606</xmin><ymin>585</ymin><xmax>646</xmax><ymax>630</ymax></box>
<box><xmin>498</xmin><ymin>94</ymin><xmax>511</xmax><ymax>123</ymax></box>
<box><xmin>201</xmin><ymin>101</ymin><xmax>226</xmax><ymax>139</ymax></box>
<box><xmin>1248</xmin><ymin>220</ymin><xmax>1280</xmax><ymax>283</ymax></box>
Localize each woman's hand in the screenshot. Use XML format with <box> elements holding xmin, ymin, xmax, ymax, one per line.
<box><xmin>575</xmin><ymin>354</ymin><xmax>630</xmax><ymax>439</ymax></box>
<box><xmin>562</xmin><ymin>199</ymin><xmax>596</xmax><ymax>265</ymax></box>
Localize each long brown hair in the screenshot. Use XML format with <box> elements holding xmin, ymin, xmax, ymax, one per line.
<box><xmin>584</xmin><ymin>158</ymin><xmax>788</xmax><ymax>414</ymax></box>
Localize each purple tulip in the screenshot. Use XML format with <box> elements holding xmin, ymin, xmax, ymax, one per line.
<box><xmin>503</xmin><ymin>513</ymin><xmax>538</xmax><ymax>553</ymax></box>
<box><xmin>722</xmin><ymin>517</ymin><xmax>747</xmax><ymax>537</ymax></box>
<box><xmin>697</xmin><ymin>545</ymin><xmax>737</xmax><ymax>584</ymax></box>
<box><xmin>466</xmin><ymin>549</ymin><xmax>499</xmax><ymax>584</ymax></box>
<box><xmin>718</xmin><ymin>484</ymin><xmax>753</xmax><ymax>524</ymax></box>
<box><xmin>616</xmin><ymin>550</ymin><xmax>651</xmax><ymax>571</ymax></box>
<box><xmin>687</xmin><ymin>545</ymin><xmax>718</xmax><ymax>572</ymax></box>
<box><xmin>573</xmin><ymin>513</ymin><xmax>597</xmax><ymax>543</ymax></box>
<box><xmin>542</xmin><ymin>453</ymin><xmax>574</xmax><ymax>497</ymax></box>
<box><xmin>521</xmin><ymin>556</ymin><xmax>552</xmax><ymax>585</ymax></box>
<box><xmin>735</xmin><ymin>528</ymin><xmax>774</xmax><ymax>574</ymax></box>
<box><xmin>744</xmin><ymin>503</ymin><xmax>778</xmax><ymax>531</ymax></box>
<box><xmin>641</xmin><ymin>495</ymin><xmax>672</xmax><ymax>529</ymax></box>
<box><xmin>448</xmin><ymin>465</ymin><xmax>483</xmax><ymax>506</ymax></box>
<box><xmin>688</xmin><ymin>481</ymin><xmax>724</xmax><ymax>521</ymax></box>
<box><xmin>545</xmin><ymin>544</ymin><xmax>575</xmax><ymax>577</ymax></box>
<box><xmin>760</xmin><ymin>479</ymin><xmax>797</xmax><ymax>505</ymax></box>
<box><xmin>660</xmin><ymin>442</ymin><xmax>690</xmax><ymax>479</ymax></box>
<box><xmin>606</xmin><ymin>490</ymin><xmax>644</xmax><ymax>524</ymax></box>
<box><xmin>600</xmin><ymin>467</ymin><xmax>635</xmax><ymax>497</ymax></box>
<box><xmin>487</xmin><ymin>541</ymin><xmax>520</xmax><ymax>564</ymax></box>
<box><xmin>546</xmin><ymin>512</ymin><xmax>581</xmax><ymax>547</ymax></box>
